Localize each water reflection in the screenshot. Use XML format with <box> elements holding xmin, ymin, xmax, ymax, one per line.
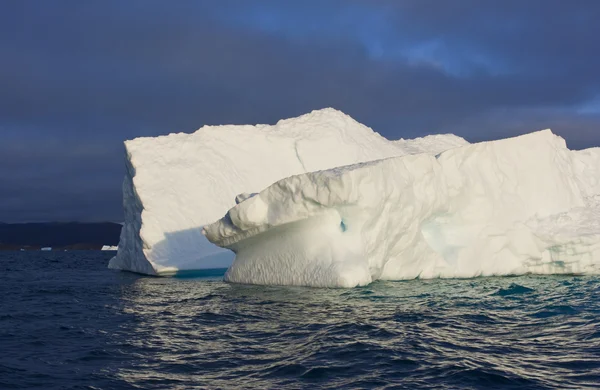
<box><xmin>115</xmin><ymin>274</ymin><xmax>600</xmax><ymax>389</ymax></box>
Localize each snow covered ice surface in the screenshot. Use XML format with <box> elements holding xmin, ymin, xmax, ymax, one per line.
<box><xmin>109</xmin><ymin>107</ymin><xmax>600</xmax><ymax>287</ymax></box>
<box><xmin>204</xmin><ymin>130</ymin><xmax>600</xmax><ymax>287</ymax></box>
<box><xmin>109</xmin><ymin>108</ymin><xmax>466</xmax><ymax>275</ymax></box>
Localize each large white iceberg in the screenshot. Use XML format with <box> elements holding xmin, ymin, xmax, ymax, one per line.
<box><xmin>203</xmin><ymin>130</ymin><xmax>600</xmax><ymax>287</ymax></box>
<box><xmin>109</xmin><ymin>108</ymin><xmax>466</xmax><ymax>275</ymax></box>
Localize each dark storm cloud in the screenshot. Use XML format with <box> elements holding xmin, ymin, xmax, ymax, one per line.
<box><xmin>0</xmin><ymin>0</ymin><xmax>599</xmax><ymax>222</ymax></box>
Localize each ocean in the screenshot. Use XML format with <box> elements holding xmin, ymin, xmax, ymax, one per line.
<box><xmin>1</xmin><ymin>251</ymin><xmax>599</xmax><ymax>389</ymax></box>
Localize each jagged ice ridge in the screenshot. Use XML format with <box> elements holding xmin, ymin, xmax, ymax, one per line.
<box><xmin>203</xmin><ymin>130</ymin><xmax>600</xmax><ymax>287</ymax></box>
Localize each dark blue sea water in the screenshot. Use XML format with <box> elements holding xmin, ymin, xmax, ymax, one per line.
<box><xmin>1</xmin><ymin>251</ymin><xmax>599</xmax><ymax>389</ymax></box>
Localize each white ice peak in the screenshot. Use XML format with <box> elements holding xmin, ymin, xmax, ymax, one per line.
<box><xmin>109</xmin><ymin>108</ymin><xmax>467</xmax><ymax>275</ymax></box>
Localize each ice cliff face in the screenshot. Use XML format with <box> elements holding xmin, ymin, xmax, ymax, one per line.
<box><xmin>204</xmin><ymin>130</ymin><xmax>600</xmax><ymax>287</ymax></box>
<box><xmin>109</xmin><ymin>108</ymin><xmax>467</xmax><ymax>275</ymax></box>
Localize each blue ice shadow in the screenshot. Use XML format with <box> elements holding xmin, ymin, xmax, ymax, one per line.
<box><xmin>172</xmin><ymin>268</ymin><xmax>228</xmax><ymax>279</ymax></box>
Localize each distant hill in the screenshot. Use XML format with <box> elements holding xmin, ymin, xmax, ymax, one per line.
<box><xmin>0</xmin><ymin>222</ymin><xmax>122</xmax><ymax>250</ymax></box>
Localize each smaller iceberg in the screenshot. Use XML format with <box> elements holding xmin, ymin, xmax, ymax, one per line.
<box><xmin>101</xmin><ymin>245</ymin><xmax>118</xmax><ymax>251</ymax></box>
<box><xmin>204</xmin><ymin>130</ymin><xmax>600</xmax><ymax>287</ymax></box>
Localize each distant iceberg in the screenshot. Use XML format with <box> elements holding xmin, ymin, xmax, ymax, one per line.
<box><xmin>101</xmin><ymin>245</ymin><xmax>118</xmax><ymax>251</ymax></box>
<box><xmin>109</xmin><ymin>108</ymin><xmax>466</xmax><ymax>275</ymax></box>
<box><xmin>204</xmin><ymin>130</ymin><xmax>600</xmax><ymax>287</ymax></box>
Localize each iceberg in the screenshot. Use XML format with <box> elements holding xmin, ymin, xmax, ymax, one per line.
<box><xmin>101</xmin><ymin>245</ymin><xmax>118</xmax><ymax>251</ymax></box>
<box><xmin>109</xmin><ymin>108</ymin><xmax>466</xmax><ymax>275</ymax></box>
<box><xmin>203</xmin><ymin>130</ymin><xmax>600</xmax><ymax>287</ymax></box>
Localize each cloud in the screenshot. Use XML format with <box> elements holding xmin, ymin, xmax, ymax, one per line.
<box><xmin>0</xmin><ymin>0</ymin><xmax>599</xmax><ymax>221</ymax></box>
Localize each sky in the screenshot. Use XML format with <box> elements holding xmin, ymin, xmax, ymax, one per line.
<box><xmin>1</xmin><ymin>0</ymin><xmax>599</xmax><ymax>223</ymax></box>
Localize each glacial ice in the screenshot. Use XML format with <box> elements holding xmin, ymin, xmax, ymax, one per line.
<box><xmin>109</xmin><ymin>108</ymin><xmax>466</xmax><ymax>275</ymax></box>
<box><xmin>203</xmin><ymin>130</ymin><xmax>600</xmax><ymax>287</ymax></box>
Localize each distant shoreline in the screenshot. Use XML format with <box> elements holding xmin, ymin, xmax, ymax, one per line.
<box><xmin>0</xmin><ymin>244</ymin><xmax>118</xmax><ymax>251</ymax></box>
<box><xmin>0</xmin><ymin>222</ymin><xmax>121</xmax><ymax>250</ymax></box>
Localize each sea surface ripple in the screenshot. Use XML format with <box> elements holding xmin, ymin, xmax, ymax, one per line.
<box><xmin>1</xmin><ymin>251</ymin><xmax>599</xmax><ymax>389</ymax></box>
